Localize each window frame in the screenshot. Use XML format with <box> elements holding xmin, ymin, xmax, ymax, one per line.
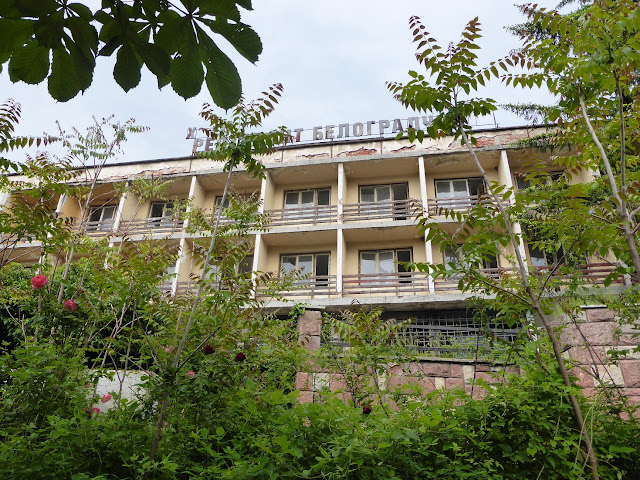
<box><xmin>282</xmin><ymin>187</ymin><xmax>331</xmax><ymax>209</ymax></box>
<box><xmin>86</xmin><ymin>205</ymin><xmax>116</xmax><ymax>231</ymax></box>
<box><xmin>280</xmin><ymin>252</ymin><xmax>331</xmax><ymax>286</ymax></box>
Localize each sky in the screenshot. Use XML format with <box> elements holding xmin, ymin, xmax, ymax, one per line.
<box><xmin>0</xmin><ymin>0</ymin><xmax>559</xmax><ymax>164</ymax></box>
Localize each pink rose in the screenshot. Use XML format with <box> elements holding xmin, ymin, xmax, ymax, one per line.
<box><xmin>185</xmin><ymin>370</ymin><xmax>196</xmax><ymax>377</ymax></box>
<box><xmin>100</xmin><ymin>394</ymin><xmax>112</xmax><ymax>403</ymax></box>
<box><xmin>164</xmin><ymin>347</ymin><xmax>173</xmax><ymax>353</ymax></box>
<box><xmin>31</xmin><ymin>274</ymin><xmax>48</xmax><ymax>289</ymax></box>
<box><xmin>89</xmin><ymin>407</ymin><xmax>100</xmax><ymax>414</ymax></box>
<box><xmin>63</xmin><ymin>299</ymin><xmax>78</xmax><ymax>312</ymax></box>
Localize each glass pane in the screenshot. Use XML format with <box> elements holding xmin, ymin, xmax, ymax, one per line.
<box><xmin>468</xmin><ymin>178</ymin><xmax>484</xmax><ymax>196</ymax></box>
<box><xmin>281</xmin><ymin>256</ymin><xmax>297</xmax><ymax>273</ymax></box>
<box><xmin>238</xmin><ymin>256</ymin><xmax>253</xmax><ymax>274</ymax></box>
<box><xmin>150</xmin><ymin>203</ymin><xmax>164</xmax><ymax>218</ymax></box>
<box><xmin>317</xmin><ymin>189</ymin><xmax>330</xmax><ymax>206</ymax></box>
<box><xmin>376</xmin><ymin>186</ymin><xmax>391</xmax><ymax>202</ymax></box>
<box><xmin>452</xmin><ymin>180</ymin><xmax>468</xmax><ymax>197</ymax></box>
<box><xmin>360</xmin><ymin>187</ymin><xmax>375</xmax><ymax>203</ymax></box>
<box><xmin>396</xmin><ymin>250</ymin><xmax>412</xmax><ymax>272</ymax></box>
<box><xmin>315</xmin><ymin>254</ymin><xmax>329</xmax><ymax>276</ymax></box>
<box><xmin>444</xmin><ymin>247</ymin><xmax>460</xmax><ymax>268</ymax></box>
<box><xmin>216</xmin><ymin>197</ymin><xmax>230</xmax><ymax>208</ymax></box>
<box><xmin>164</xmin><ymin>201</ymin><xmax>174</xmax><ymax>216</ymax></box>
<box><xmin>516</xmin><ymin>177</ymin><xmax>530</xmax><ymax>191</ymax></box>
<box><xmin>529</xmin><ymin>246</ymin><xmax>547</xmax><ymax>267</ymax></box>
<box><xmin>392</xmin><ymin>184</ymin><xmax>408</xmax><ymax>201</ymax></box>
<box><xmin>361</xmin><ymin>252</ymin><xmax>377</xmax><ymax>274</ymax></box>
<box><xmin>298</xmin><ymin>255</ymin><xmax>313</xmax><ymax>275</ymax></box>
<box><xmin>378</xmin><ymin>251</ymin><xmax>394</xmax><ymax>274</ymax></box>
<box><xmin>435</xmin><ymin>181</ymin><xmax>452</xmax><ymax>198</ymax></box>
<box><xmin>483</xmin><ymin>255</ymin><xmax>498</xmax><ymax>269</ymax></box>
<box><xmin>300</xmin><ymin>191</ymin><xmax>314</xmax><ymax>207</ymax></box>
<box><xmin>285</xmin><ymin>192</ymin><xmax>299</xmax><ymax>208</ymax></box>
<box><xmin>89</xmin><ymin>208</ymin><xmax>102</xmax><ymax>222</ymax></box>
<box><xmin>103</xmin><ymin>206</ymin><xmax>116</xmax><ymax>220</ymax></box>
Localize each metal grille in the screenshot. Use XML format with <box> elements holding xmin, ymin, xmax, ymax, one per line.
<box><xmin>390</xmin><ymin>309</ymin><xmax>521</xmax><ymax>357</ymax></box>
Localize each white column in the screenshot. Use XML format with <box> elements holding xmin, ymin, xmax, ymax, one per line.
<box><xmin>183</xmin><ymin>175</ymin><xmax>198</xmax><ymax>232</ymax></box>
<box><xmin>251</xmin><ymin>234</ymin><xmax>264</xmax><ymax>298</ymax></box>
<box><xmin>112</xmin><ymin>191</ymin><xmax>127</xmax><ymax>232</ymax></box>
<box><xmin>0</xmin><ymin>191</ymin><xmax>9</xmax><ymax>209</ymax></box>
<box><xmin>55</xmin><ymin>194</ymin><xmax>67</xmax><ymax>215</ymax></box>
<box><xmin>337</xmin><ymin>163</ymin><xmax>345</xmax><ymax>223</ymax></box>
<box><xmin>418</xmin><ymin>156</ymin><xmax>435</xmax><ymax>293</ymax></box>
<box><xmin>500</xmin><ymin>150</ymin><xmax>528</xmax><ymax>271</ymax></box>
<box><xmin>336</xmin><ymin>229</ymin><xmax>344</xmax><ymax>294</ymax></box>
<box><xmin>172</xmin><ymin>238</ymin><xmax>187</xmax><ymax>295</ymax></box>
<box><xmin>259</xmin><ymin>171</ymin><xmax>272</xmax><ymax>215</ymax></box>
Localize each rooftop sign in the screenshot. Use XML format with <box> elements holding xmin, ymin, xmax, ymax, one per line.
<box><xmin>186</xmin><ymin>116</ymin><xmax>436</xmax><ymax>154</ymax></box>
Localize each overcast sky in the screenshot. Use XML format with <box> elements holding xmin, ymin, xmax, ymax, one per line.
<box><xmin>0</xmin><ymin>0</ymin><xmax>559</xmax><ymax>164</ymax></box>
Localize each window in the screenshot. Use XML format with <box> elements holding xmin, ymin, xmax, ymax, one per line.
<box><xmin>360</xmin><ymin>249</ymin><xmax>412</xmax><ymax>282</ymax></box>
<box><xmin>281</xmin><ymin>253</ymin><xmax>330</xmax><ymax>286</ymax></box>
<box><xmin>434</xmin><ymin>177</ymin><xmax>484</xmax><ymax>209</ymax></box>
<box><xmin>284</xmin><ymin>188</ymin><xmax>330</xmax><ymax>209</ymax></box>
<box><xmin>443</xmin><ymin>245</ymin><xmax>498</xmax><ymax>276</ymax></box>
<box><xmin>150</xmin><ymin>201</ymin><xmax>176</xmax><ymax>226</ymax></box>
<box><xmin>162</xmin><ymin>263</ymin><xmax>177</xmax><ymax>293</ymax></box>
<box><xmin>514</xmin><ymin>171</ymin><xmax>564</xmax><ymax>191</ymax></box>
<box><xmin>359</xmin><ymin>183</ymin><xmax>409</xmax><ymax>219</ymax></box>
<box><xmin>86</xmin><ymin>205</ymin><xmax>116</xmax><ymax>231</ymax></box>
<box><xmin>283</xmin><ymin>189</ymin><xmax>331</xmax><ymax>221</ymax></box>
<box><xmin>528</xmin><ymin>244</ymin><xmax>568</xmax><ymax>268</ymax></box>
<box><xmin>204</xmin><ymin>255</ymin><xmax>253</xmax><ymax>289</ymax></box>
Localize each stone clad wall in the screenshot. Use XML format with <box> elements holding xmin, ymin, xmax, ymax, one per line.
<box><xmin>561</xmin><ymin>307</ymin><xmax>640</xmax><ymax>406</ymax></box>
<box><xmin>295</xmin><ymin>308</ymin><xmax>640</xmax><ymax>406</ymax></box>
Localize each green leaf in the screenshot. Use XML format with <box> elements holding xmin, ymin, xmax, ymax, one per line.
<box><xmin>201</xmin><ymin>19</ymin><xmax>262</xmax><ymax>63</ymax></box>
<box><xmin>139</xmin><ymin>42</ymin><xmax>170</xmax><ymax>77</ymax></box>
<box><xmin>0</xmin><ymin>19</ymin><xmax>34</xmax><ymax>54</ymax></box>
<box><xmin>66</xmin><ymin>17</ymin><xmax>98</xmax><ymax>61</ymax></box>
<box><xmin>199</xmin><ymin>27</ymin><xmax>241</xmax><ymax>108</ymax></box>
<box><xmin>170</xmin><ymin>50</ymin><xmax>203</xmax><ymax>99</ymax></box>
<box><xmin>8</xmin><ymin>41</ymin><xmax>49</xmax><ymax>84</ymax></box>
<box><xmin>48</xmin><ymin>45</ymin><xmax>92</xmax><ymax>101</ymax></box>
<box><xmin>68</xmin><ymin>3</ymin><xmax>94</xmax><ymax>20</ymax></box>
<box><xmin>34</xmin><ymin>11</ymin><xmax>64</xmax><ymax>49</ymax></box>
<box><xmin>114</xmin><ymin>45</ymin><xmax>141</xmax><ymax>92</ymax></box>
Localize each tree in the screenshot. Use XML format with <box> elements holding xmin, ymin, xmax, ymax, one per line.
<box><xmin>386</xmin><ymin>13</ymin><xmax>614</xmax><ymax>478</ymax></box>
<box><xmin>0</xmin><ymin>0</ymin><xmax>262</xmax><ymax>108</ymax></box>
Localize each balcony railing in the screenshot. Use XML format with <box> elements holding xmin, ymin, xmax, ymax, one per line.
<box><xmin>123</xmin><ymin>216</ymin><xmax>184</xmax><ymax>235</ymax></box>
<box><xmin>533</xmin><ymin>263</ymin><xmax>623</xmax><ymax>283</ymax></box>
<box><xmin>71</xmin><ymin>219</ymin><xmax>114</xmax><ymax>236</ymax></box>
<box><xmin>266</xmin><ymin>205</ymin><xmax>338</xmax><ymax>227</ymax></box>
<box><xmin>342</xmin><ymin>272</ymin><xmax>430</xmax><ymax>295</ymax></box>
<box><xmin>427</xmin><ymin>195</ymin><xmax>507</xmax><ymax>215</ymax></box>
<box><xmin>256</xmin><ymin>275</ymin><xmax>338</xmax><ymax>297</ymax></box>
<box><xmin>342</xmin><ymin>199</ymin><xmax>421</xmax><ymax>222</ymax></box>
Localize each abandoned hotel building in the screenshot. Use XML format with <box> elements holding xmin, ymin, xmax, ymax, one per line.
<box><xmin>2</xmin><ymin>122</ymin><xmax>640</xmax><ymax>403</ymax></box>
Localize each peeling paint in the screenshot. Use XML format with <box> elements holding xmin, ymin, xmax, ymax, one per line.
<box><xmin>390</xmin><ymin>145</ymin><xmax>417</xmax><ymax>153</ymax></box>
<box><xmin>337</xmin><ymin>147</ymin><xmax>378</xmax><ymax>157</ymax></box>
<box><xmin>297</xmin><ymin>153</ymin><xmax>331</xmax><ymax>160</ymax></box>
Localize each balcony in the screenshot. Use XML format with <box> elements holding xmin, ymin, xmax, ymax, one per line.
<box><xmin>427</xmin><ymin>195</ymin><xmax>507</xmax><ymax>215</ymax></box>
<box><xmin>124</xmin><ymin>216</ymin><xmax>185</xmax><ymax>235</ymax></box>
<box><xmin>266</xmin><ymin>205</ymin><xmax>338</xmax><ymax>227</ymax></box>
<box><xmin>533</xmin><ymin>263</ymin><xmax>624</xmax><ymax>284</ymax></box>
<box><xmin>342</xmin><ymin>199</ymin><xmax>421</xmax><ymax>223</ymax></box>
<box><xmin>257</xmin><ymin>275</ymin><xmax>339</xmax><ymax>297</ymax></box>
<box><xmin>342</xmin><ymin>272</ymin><xmax>430</xmax><ymax>295</ymax></box>
<box><xmin>72</xmin><ymin>218</ymin><xmax>114</xmax><ymax>236</ymax></box>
